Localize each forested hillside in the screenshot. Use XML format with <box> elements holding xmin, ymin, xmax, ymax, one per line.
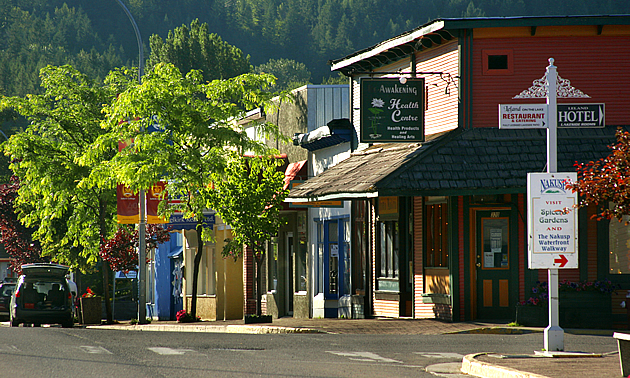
<box><xmin>1</xmin><ymin>0</ymin><xmax>629</xmax><ymax>98</ymax></box>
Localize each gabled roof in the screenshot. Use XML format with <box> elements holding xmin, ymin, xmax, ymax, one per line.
<box><xmin>330</xmin><ymin>15</ymin><xmax>630</xmax><ymax>75</ymax></box>
<box><xmin>287</xmin><ymin>125</ymin><xmax>629</xmax><ymax>201</ymax></box>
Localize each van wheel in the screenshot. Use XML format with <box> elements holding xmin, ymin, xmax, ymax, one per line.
<box><xmin>61</xmin><ymin>320</ymin><xmax>73</xmax><ymax>328</ymax></box>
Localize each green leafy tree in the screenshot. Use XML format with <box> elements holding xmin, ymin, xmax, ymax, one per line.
<box><xmin>253</xmin><ymin>58</ymin><xmax>311</xmax><ymax>92</ymax></box>
<box><xmin>567</xmin><ymin>128</ymin><xmax>630</xmax><ymax>222</ymax></box>
<box><xmin>146</xmin><ymin>19</ymin><xmax>251</xmax><ymax>83</ymax></box>
<box><xmin>208</xmin><ymin>153</ymin><xmax>289</xmax><ymax>316</ymax></box>
<box><xmin>1</xmin><ymin>64</ymin><xmax>134</xmax><ymax>323</ymax></box>
<box><xmin>86</xmin><ymin>62</ymin><xmax>283</xmax><ymax>319</ymax></box>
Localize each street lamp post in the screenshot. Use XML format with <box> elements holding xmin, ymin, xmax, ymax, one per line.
<box><xmin>114</xmin><ymin>0</ymin><xmax>148</xmax><ymax>325</ymax></box>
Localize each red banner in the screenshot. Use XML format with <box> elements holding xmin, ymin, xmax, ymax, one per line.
<box><xmin>117</xmin><ymin>184</ymin><xmax>139</xmax><ymax>224</ymax></box>
<box><xmin>147</xmin><ymin>182</ymin><xmax>167</xmax><ymax>224</ymax></box>
<box><xmin>116</xmin><ymin>134</ymin><xmax>167</xmax><ymax>224</ymax></box>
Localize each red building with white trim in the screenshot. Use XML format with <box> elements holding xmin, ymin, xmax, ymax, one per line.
<box><xmin>288</xmin><ymin>15</ymin><xmax>630</xmax><ymax>327</ymax></box>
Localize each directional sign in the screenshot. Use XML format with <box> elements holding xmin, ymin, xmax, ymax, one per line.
<box><xmin>554</xmin><ymin>255</ymin><xmax>569</xmax><ymax>267</ymax></box>
<box><xmin>499</xmin><ymin>104</ymin><xmax>547</xmax><ymax>129</ymax></box>
<box><xmin>527</xmin><ymin>172</ymin><xmax>578</xmax><ymax>269</ymax></box>
<box><xmin>557</xmin><ymin>103</ymin><xmax>605</xmax><ymax>128</ymax></box>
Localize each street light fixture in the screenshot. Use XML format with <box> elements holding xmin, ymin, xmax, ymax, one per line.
<box><xmin>114</xmin><ymin>0</ymin><xmax>148</xmax><ymax>325</ymax></box>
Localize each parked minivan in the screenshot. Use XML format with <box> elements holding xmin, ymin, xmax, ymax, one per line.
<box><xmin>10</xmin><ymin>263</ymin><xmax>74</xmax><ymax>328</ymax></box>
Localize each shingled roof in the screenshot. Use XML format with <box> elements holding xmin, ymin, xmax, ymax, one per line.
<box><xmin>287</xmin><ymin>125</ymin><xmax>628</xmax><ymax>201</ymax></box>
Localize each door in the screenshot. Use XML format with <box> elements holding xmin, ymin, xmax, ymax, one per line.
<box><xmin>285</xmin><ymin>232</ymin><xmax>294</xmax><ymax>315</ymax></box>
<box><xmin>324</xmin><ymin>220</ymin><xmax>340</xmax><ymax>300</ymax></box>
<box><xmin>475</xmin><ymin>210</ymin><xmax>517</xmax><ymax>320</ymax></box>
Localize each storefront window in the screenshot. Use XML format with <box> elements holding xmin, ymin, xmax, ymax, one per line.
<box><xmin>268</xmin><ymin>238</ymin><xmax>278</xmax><ymax>291</ymax></box>
<box><xmin>426</xmin><ymin>200</ymin><xmax>448</xmax><ymax>267</ymax></box>
<box><xmin>379</xmin><ymin>221</ymin><xmax>399</xmax><ymax>279</ymax></box>
<box><xmin>316</xmin><ymin>222</ymin><xmax>324</xmax><ymax>294</ymax></box>
<box><xmin>610</xmin><ymin>214</ymin><xmax>630</xmax><ymax>274</ymax></box>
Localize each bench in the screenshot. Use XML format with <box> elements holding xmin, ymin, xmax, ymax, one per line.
<box><xmin>613</xmin><ymin>332</ymin><xmax>630</xmax><ymax>376</ymax></box>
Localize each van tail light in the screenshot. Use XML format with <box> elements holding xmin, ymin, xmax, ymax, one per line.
<box><xmin>68</xmin><ymin>293</ymin><xmax>72</xmax><ymax>299</ymax></box>
<box><xmin>14</xmin><ymin>290</ymin><xmax>20</xmax><ymax>298</ymax></box>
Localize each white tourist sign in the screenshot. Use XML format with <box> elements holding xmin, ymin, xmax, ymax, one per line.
<box><xmin>527</xmin><ymin>172</ymin><xmax>578</xmax><ymax>269</ymax></box>
<box><xmin>499</xmin><ymin>104</ymin><xmax>548</xmax><ymax>129</ymax></box>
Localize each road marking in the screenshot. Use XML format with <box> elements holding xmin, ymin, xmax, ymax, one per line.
<box><xmin>149</xmin><ymin>347</ymin><xmax>196</xmax><ymax>355</ymax></box>
<box><xmin>0</xmin><ymin>345</ymin><xmax>21</xmax><ymax>353</ymax></box>
<box><xmin>326</xmin><ymin>351</ymin><xmax>402</xmax><ymax>363</ymax></box>
<box><xmin>79</xmin><ymin>346</ymin><xmax>113</xmax><ymax>354</ymax></box>
<box><xmin>416</xmin><ymin>352</ymin><xmax>464</xmax><ymax>359</ymax></box>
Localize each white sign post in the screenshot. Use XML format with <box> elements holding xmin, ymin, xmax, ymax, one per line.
<box><xmin>510</xmin><ymin>58</ymin><xmax>590</xmax><ymax>352</ymax></box>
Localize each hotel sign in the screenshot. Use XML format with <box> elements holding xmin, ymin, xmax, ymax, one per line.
<box><xmin>557</xmin><ymin>103</ymin><xmax>604</xmax><ymax>128</ymax></box>
<box><xmin>360</xmin><ymin>78</ymin><xmax>425</xmax><ymax>143</ymax></box>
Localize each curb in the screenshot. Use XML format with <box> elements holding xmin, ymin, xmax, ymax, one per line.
<box><xmin>87</xmin><ymin>324</ymin><xmax>325</xmax><ymax>334</ymax></box>
<box><xmin>461</xmin><ymin>353</ymin><xmax>550</xmax><ymax>378</ymax></box>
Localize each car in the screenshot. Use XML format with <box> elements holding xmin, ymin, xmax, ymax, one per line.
<box><xmin>10</xmin><ymin>263</ymin><xmax>74</xmax><ymax>328</ymax></box>
<box><xmin>0</xmin><ymin>282</ymin><xmax>16</xmax><ymax>320</ymax></box>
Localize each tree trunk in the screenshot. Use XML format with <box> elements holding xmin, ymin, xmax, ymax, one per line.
<box><xmin>190</xmin><ymin>221</ymin><xmax>203</xmax><ymax>320</ymax></box>
<box><xmin>255</xmin><ymin>252</ymin><xmax>264</xmax><ymax>317</ymax></box>
<box><xmin>99</xmin><ymin>199</ymin><xmax>113</xmax><ymax>324</ymax></box>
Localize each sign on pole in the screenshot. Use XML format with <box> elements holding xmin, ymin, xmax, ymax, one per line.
<box><xmin>557</xmin><ymin>103</ymin><xmax>605</xmax><ymax>128</ymax></box>
<box><xmin>499</xmin><ymin>104</ymin><xmax>548</xmax><ymax>129</ymax></box>
<box><xmin>510</xmin><ymin>58</ymin><xmax>590</xmax><ymax>352</ymax></box>
<box><xmin>360</xmin><ymin>78</ymin><xmax>425</xmax><ymax>142</ymax></box>
<box><xmin>527</xmin><ymin>172</ymin><xmax>578</xmax><ymax>269</ymax></box>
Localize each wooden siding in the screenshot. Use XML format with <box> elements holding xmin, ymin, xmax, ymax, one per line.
<box><xmin>415</xmin><ymin>41</ymin><xmax>459</xmax><ymax>136</ymax></box>
<box><xmin>374</xmin><ymin>299</ymin><xmax>400</xmax><ymax>317</ymax></box>
<box><xmin>413</xmin><ymin>196</ymin><xmax>428</xmax><ymax>317</ymax></box>
<box><xmin>472</xmin><ymin>36</ymin><xmax>630</xmax><ymax>128</ymax></box>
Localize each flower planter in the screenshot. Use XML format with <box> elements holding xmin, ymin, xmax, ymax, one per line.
<box><xmin>515</xmin><ymin>305</ymin><xmax>547</xmax><ymax>327</ymax></box>
<box><xmin>516</xmin><ymin>291</ymin><xmax>612</xmax><ymax>329</ymax></box>
<box><xmin>244</xmin><ymin>314</ymin><xmax>272</xmax><ymax>324</ymax></box>
<box><xmin>559</xmin><ymin>291</ymin><xmax>611</xmax><ymax>329</ymax></box>
<box><xmin>80</xmin><ymin>297</ymin><xmax>102</xmax><ymax>325</ymax></box>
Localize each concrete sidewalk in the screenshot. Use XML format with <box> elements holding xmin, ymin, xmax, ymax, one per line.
<box><xmin>86</xmin><ymin>317</ymin><xmax>623</xmax><ymax>378</ymax></box>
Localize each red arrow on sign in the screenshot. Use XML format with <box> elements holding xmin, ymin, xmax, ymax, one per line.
<box><xmin>554</xmin><ymin>255</ymin><xmax>568</xmax><ymax>267</ymax></box>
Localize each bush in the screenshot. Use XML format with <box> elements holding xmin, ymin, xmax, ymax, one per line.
<box><xmin>176</xmin><ymin>310</ymin><xmax>200</xmax><ymax>323</ymax></box>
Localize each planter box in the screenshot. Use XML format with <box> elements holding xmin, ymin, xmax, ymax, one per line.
<box><xmin>515</xmin><ymin>291</ymin><xmax>612</xmax><ymax>329</ymax></box>
<box><xmin>80</xmin><ymin>297</ymin><xmax>102</xmax><ymax>325</ymax></box>
<box><xmin>559</xmin><ymin>291</ymin><xmax>611</xmax><ymax>329</ymax></box>
<box><xmin>244</xmin><ymin>315</ymin><xmax>272</xmax><ymax>324</ymax></box>
<box><xmin>515</xmin><ymin>305</ymin><xmax>547</xmax><ymax>327</ymax></box>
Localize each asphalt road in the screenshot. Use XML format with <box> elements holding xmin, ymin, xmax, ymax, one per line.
<box><xmin>0</xmin><ymin>325</ymin><xmax>618</xmax><ymax>378</ymax></box>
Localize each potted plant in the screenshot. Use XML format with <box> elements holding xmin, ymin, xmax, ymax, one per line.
<box><xmin>176</xmin><ymin>309</ymin><xmax>200</xmax><ymax>323</ymax></box>
<box><xmin>79</xmin><ymin>287</ymin><xmax>102</xmax><ymax>325</ymax></box>
<box><xmin>515</xmin><ymin>281</ymin><xmax>548</xmax><ymax>327</ymax></box>
<box><xmin>515</xmin><ymin>279</ymin><xmax>618</xmax><ymax>328</ymax></box>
